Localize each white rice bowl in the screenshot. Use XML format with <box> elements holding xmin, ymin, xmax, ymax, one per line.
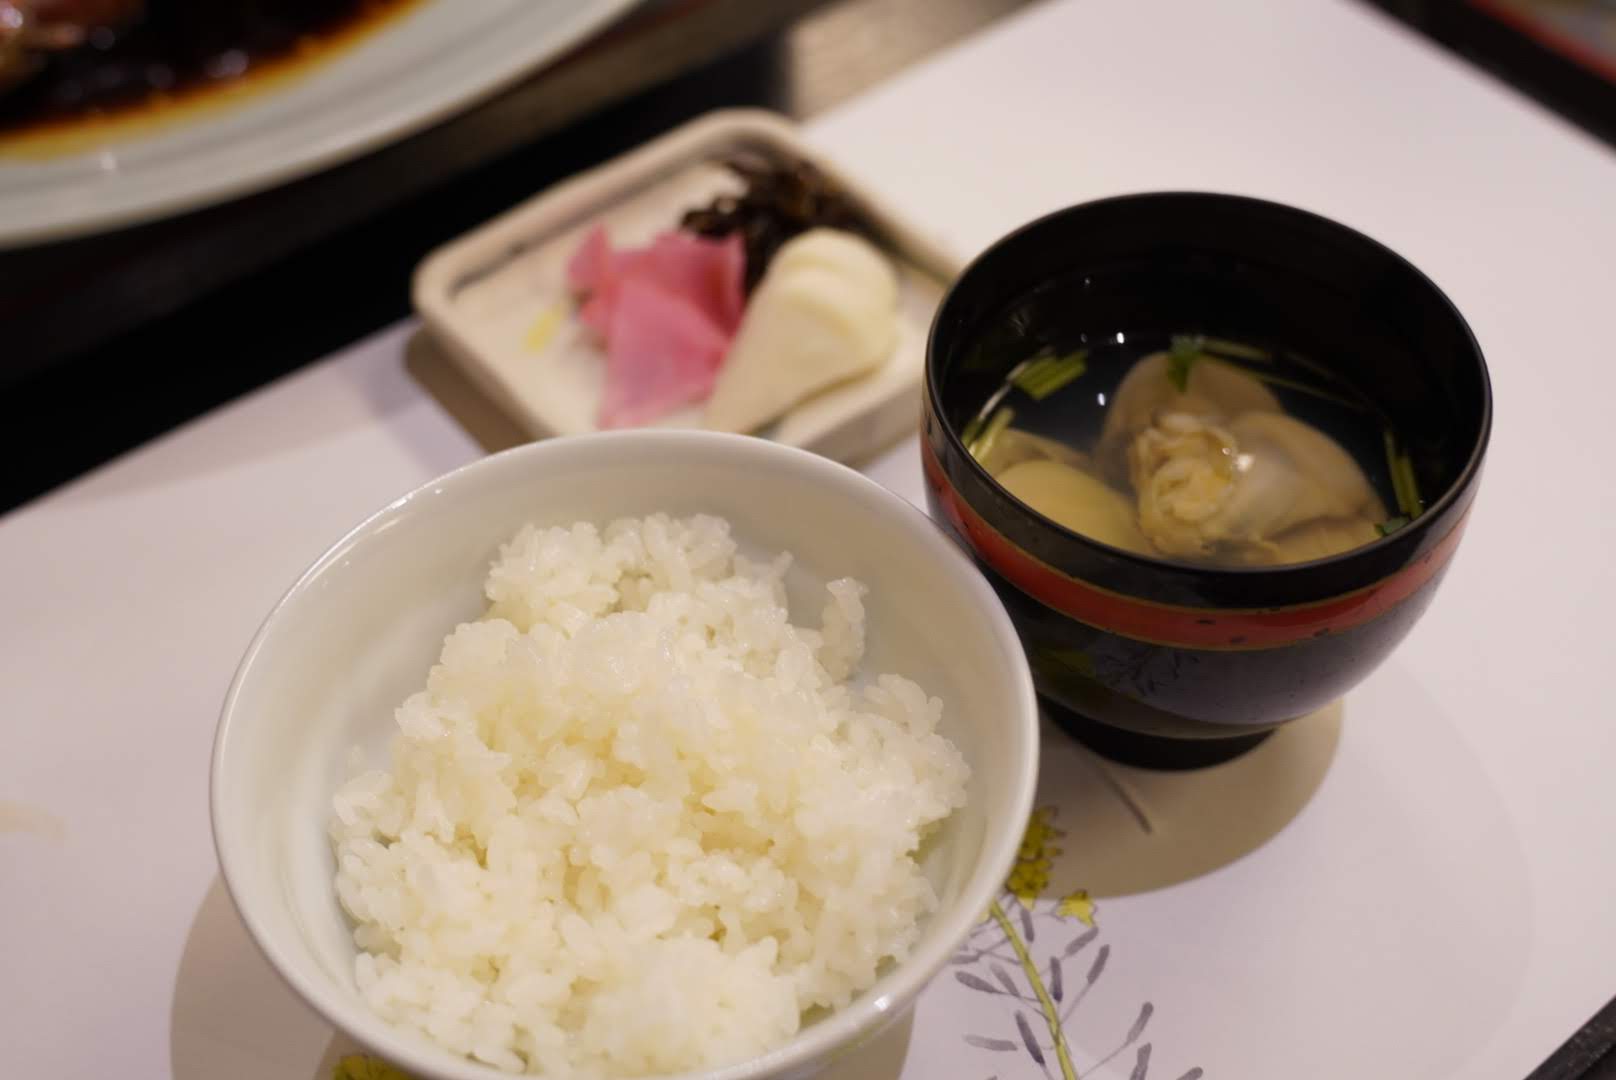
<box><xmin>329</xmin><ymin>513</ymin><xmax>969</xmax><ymax>1078</ymax></box>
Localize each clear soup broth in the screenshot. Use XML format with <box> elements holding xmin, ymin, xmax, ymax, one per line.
<box><xmin>962</xmin><ymin>331</ymin><xmax>1423</xmax><ymax>568</ymax></box>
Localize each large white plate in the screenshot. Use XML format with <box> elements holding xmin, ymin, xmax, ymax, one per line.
<box><xmin>0</xmin><ymin>0</ymin><xmax>640</xmax><ymax>249</ymax></box>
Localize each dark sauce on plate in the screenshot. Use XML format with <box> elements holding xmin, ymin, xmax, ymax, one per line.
<box><xmin>0</xmin><ymin>0</ymin><xmax>419</xmax><ymax>138</ymax></box>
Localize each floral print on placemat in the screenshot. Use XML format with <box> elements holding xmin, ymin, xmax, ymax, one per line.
<box><xmin>332</xmin><ymin>1056</ymin><xmax>412</xmax><ymax>1080</ymax></box>
<box><xmin>953</xmin><ymin>807</ymin><xmax>1203</xmax><ymax>1080</ymax></box>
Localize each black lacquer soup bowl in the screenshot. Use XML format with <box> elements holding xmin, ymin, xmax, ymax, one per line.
<box><xmin>922</xmin><ymin>193</ymin><xmax>1492</xmax><ymax>768</ymax></box>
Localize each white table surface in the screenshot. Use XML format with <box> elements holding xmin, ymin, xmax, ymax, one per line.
<box><xmin>6</xmin><ymin>1</ymin><xmax>1615</xmax><ymax>1078</ymax></box>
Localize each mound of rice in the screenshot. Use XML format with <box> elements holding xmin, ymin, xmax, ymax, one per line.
<box><xmin>330</xmin><ymin>513</ymin><xmax>968</xmax><ymax>1077</ymax></box>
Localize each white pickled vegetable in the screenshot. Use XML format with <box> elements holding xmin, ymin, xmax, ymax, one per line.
<box><xmin>768</xmin><ymin>228</ymin><xmax>899</xmax><ymax>308</ymax></box>
<box><xmin>704</xmin><ymin>229</ymin><xmax>899</xmax><ymax>434</ymax></box>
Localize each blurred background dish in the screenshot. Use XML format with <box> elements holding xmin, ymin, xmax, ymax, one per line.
<box><xmin>1</xmin><ymin>0</ymin><xmax>1026</xmax><ymax>514</ymax></box>
<box><xmin>0</xmin><ymin>0</ymin><xmax>639</xmax><ymax>246</ymax></box>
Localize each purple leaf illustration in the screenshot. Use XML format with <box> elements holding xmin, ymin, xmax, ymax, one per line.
<box><xmin>1049</xmin><ymin>955</ymin><xmax>1064</xmax><ymax>1003</ymax></box>
<box><xmin>1062</xmin><ymin>926</ymin><xmax>1099</xmax><ymax>956</ymax></box>
<box><xmin>1129</xmin><ymin>1043</ymin><xmax>1153</xmax><ymax>1080</ymax></box>
<box><xmin>1015</xmin><ymin>1012</ymin><xmax>1046</xmax><ymax>1067</ymax></box>
<box><xmin>956</xmin><ymin>971</ymin><xmax>1000</xmax><ymax>994</ymax></box>
<box><xmin>989</xmin><ymin>962</ymin><xmax>1020</xmax><ymax>996</ymax></box>
<box><xmin>1019</xmin><ymin>902</ymin><xmax>1036</xmax><ymax>943</ymax></box>
<box><xmin>1125</xmin><ymin>1002</ymin><xmax>1154</xmax><ymax>1045</ymax></box>
<box><xmin>1087</xmin><ymin>943</ymin><xmax>1110</xmax><ymax>985</ymax></box>
<box><xmin>1175</xmin><ymin>1070</ymin><xmax>1204</xmax><ymax>1080</ymax></box>
<box><xmin>951</xmin><ymin>951</ymin><xmax>978</xmax><ymax>965</ymax></box>
<box><xmin>964</xmin><ymin>1035</ymin><xmax>1018</xmax><ymax>1051</ymax></box>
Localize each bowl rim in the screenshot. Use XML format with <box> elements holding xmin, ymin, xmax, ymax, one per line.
<box><xmin>209</xmin><ymin>428</ymin><xmax>1041</xmax><ymax>1080</ymax></box>
<box><xmin>925</xmin><ymin>190</ymin><xmax>1495</xmax><ymax>582</ymax></box>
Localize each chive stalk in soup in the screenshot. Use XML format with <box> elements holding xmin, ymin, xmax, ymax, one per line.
<box><xmin>961</xmin><ymin>333</ymin><xmax>1424</xmax><ymax>568</ymax></box>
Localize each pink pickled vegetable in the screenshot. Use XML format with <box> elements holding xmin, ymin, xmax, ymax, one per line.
<box><xmin>598</xmin><ymin>276</ymin><xmax>728</xmax><ymax>429</ymax></box>
<box><xmin>566</xmin><ymin>224</ymin><xmax>612</xmax><ymax>294</ymax></box>
<box><xmin>567</xmin><ymin>225</ymin><xmax>747</xmax><ymax>427</ymax></box>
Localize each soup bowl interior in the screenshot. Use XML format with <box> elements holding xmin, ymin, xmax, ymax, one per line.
<box><xmin>923</xmin><ymin>192</ymin><xmax>1491</xmax><ymax>767</ymax></box>
<box><xmin>211</xmin><ymin>431</ymin><xmax>1038</xmax><ymax>1080</ymax></box>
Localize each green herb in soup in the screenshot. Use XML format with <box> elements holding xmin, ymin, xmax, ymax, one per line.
<box><xmin>966</xmin><ymin>333</ymin><xmax>1420</xmax><ymax>567</ymax></box>
<box><xmin>1008</xmin><ymin>349</ymin><xmax>1088</xmax><ymax>401</ymax></box>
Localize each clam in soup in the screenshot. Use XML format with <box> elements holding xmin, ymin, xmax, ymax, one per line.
<box><xmin>962</xmin><ymin>334</ymin><xmax>1423</xmax><ymax>567</ymax></box>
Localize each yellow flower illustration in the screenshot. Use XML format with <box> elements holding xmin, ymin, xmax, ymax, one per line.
<box><xmin>1007</xmin><ymin>806</ymin><xmax>1063</xmax><ymax>909</ymax></box>
<box><xmin>1057</xmin><ymin>889</ymin><xmax>1096</xmax><ymax>927</ymax></box>
<box><xmin>996</xmin><ymin>807</ymin><xmax>1099</xmax><ymax>926</ymax></box>
<box><xmin>333</xmin><ymin>1055</ymin><xmax>416</xmax><ymax>1080</ymax></box>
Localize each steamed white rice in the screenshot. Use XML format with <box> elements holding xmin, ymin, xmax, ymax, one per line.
<box><xmin>330</xmin><ymin>513</ymin><xmax>968</xmax><ymax>1077</ymax></box>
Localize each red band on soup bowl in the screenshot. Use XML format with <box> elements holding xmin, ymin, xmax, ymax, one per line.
<box><xmin>923</xmin><ymin>441</ymin><xmax>1468</xmax><ymax>651</ymax></box>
